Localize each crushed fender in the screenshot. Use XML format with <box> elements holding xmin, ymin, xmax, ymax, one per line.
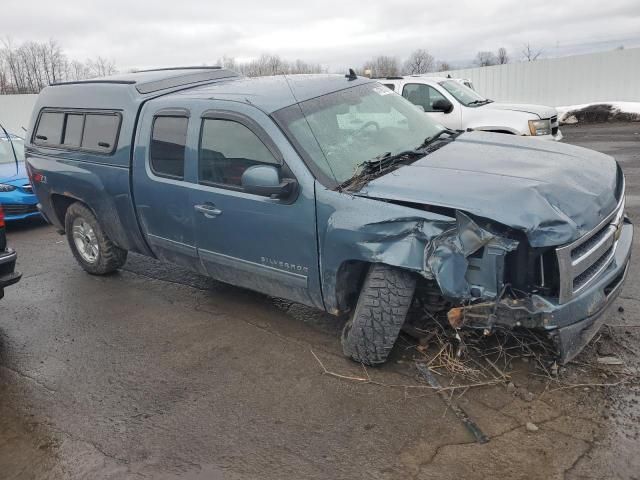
<box><xmin>425</xmin><ymin>211</ymin><xmax>518</xmax><ymax>299</ymax></box>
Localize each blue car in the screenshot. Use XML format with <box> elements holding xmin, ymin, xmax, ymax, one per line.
<box><xmin>0</xmin><ymin>130</ymin><xmax>40</xmax><ymax>221</ymax></box>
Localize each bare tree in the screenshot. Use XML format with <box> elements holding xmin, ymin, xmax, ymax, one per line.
<box><xmin>68</xmin><ymin>60</ymin><xmax>91</xmax><ymax>81</ymax></box>
<box><xmin>223</xmin><ymin>54</ymin><xmax>322</xmax><ymax>77</ymax></box>
<box><xmin>496</xmin><ymin>47</ymin><xmax>509</xmax><ymax>64</ymax></box>
<box><xmin>0</xmin><ymin>38</ymin><xmax>118</xmax><ymax>94</ymax></box>
<box><xmin>218</xmin><ymin>55</ymin><xmax>237</xmax><ymax>71</ymax></box>
<box><xmin>437</xmin><ymin>61</ymin><xmax>452</xmax><ymax>72</ymax></box>
<box><xmin>474</xmin><ymin>51</ymin><xmax>497</xmax><ymax>67</ymax></box>
<box><xmin>402</xmin><ymin>49</ymin><xmax>434</xmax><ymax>75</ymax></box>
<box><xmin>362</xmin><ymin>55</ymin><xmax>400</xmax><ymax>78</ymax></box>
<box><xmin>521</xmin><ymin>43</ymin><xmax>543</xmax><ymax>62</ymax></box>
<box><xmin>87</xmin><ymin>56</ymin><xmax>117</xmax><ymax>77</ymax></box>
<box><xmin>289</xmin><ymin>59</ymin><xmax>323</xmax><ymax>74</ymax></box>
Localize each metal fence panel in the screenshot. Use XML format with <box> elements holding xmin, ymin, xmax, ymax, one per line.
<box><xmin>0</xmin><ymin>94</ymin><xmax>39</xmax><ymax>135</ymax></box>
<box><xmin>437</xmin><ymin>48</ymin><xmax>640</xmax><ymax>106</ymax></box>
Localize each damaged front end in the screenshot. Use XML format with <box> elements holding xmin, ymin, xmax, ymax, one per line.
<box><xmin>317</xmin><ymin>150</ymin><xmax>631</xmax><ymax>365</ymax></box>
<box><xmin>434</xmin><ymin>203</ymin><xmax>633</xmax><ymax>365</ymax></box>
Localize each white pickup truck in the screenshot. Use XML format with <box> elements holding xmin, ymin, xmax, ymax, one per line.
<box><xmin>380</xmin><ymin>76</ymin><xmax>562</xmax><ymax>141</ymax></box>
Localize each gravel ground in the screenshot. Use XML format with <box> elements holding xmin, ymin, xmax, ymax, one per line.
<box><xmin>1</xmin><ymin>122</ymin><xmax>639</xmax><ymax>479</ymax></box>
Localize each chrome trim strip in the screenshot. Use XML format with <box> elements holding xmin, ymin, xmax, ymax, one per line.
<box><xmin>556</xmin><ymin>178</ymin><xmax>625</xmax><ymax>304</ymax></box>
<box><xmin>571</xmin><ymin>225</ymin><xmax>615</xmax><ymax>277</ymax></box>
<box><xmin>0</xmin><ymin>249</ymin><xmax>17</xmax><ymax>266</ymax></box>
<box><xmin>573</xmin><ymin>247</ymin><xmax>617</xmax><ymax>296</ymax></box>
<box><xmin>198</xmin><ymin>248</ymin><xmax>308</xmax><ymax>289</ymax></box>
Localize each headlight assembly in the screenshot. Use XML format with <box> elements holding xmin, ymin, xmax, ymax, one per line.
<box><xmin>0</xmin><ymin>184</ymin><xmax>16</xmax><ymax>192</ymax></box>
<box><xmin>528</xmin><ymin>119</ymin><xmax>552</xmax><ymax>136</ymax></box>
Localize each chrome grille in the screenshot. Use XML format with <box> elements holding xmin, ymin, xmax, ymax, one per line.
<box><xmin>556</xmin><ymin>187</ymin><xmax>625</xmax><ymax>304</ymax></box>
<box><xmin>21</xmin><ymin>184</ymin><xmax>33</xmax><ymax>193</ymax></box>
<box><xmin>550</xmin><ymin>115</ymin><xmax>559</xmax><ymax>136</ymax></box>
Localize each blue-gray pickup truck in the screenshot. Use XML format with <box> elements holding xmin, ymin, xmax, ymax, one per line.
<box><xmin>25</xmin><ymin>67</ymin><xmax>632</xmax><ymax>365</ymax></box>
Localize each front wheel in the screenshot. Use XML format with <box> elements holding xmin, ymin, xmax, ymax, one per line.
<box><xmin>341</xmin><ymin>263</ymin><xmax>417</xmax><ymax>366</ymax></box>
<box><xmin>65</xmin><ymin>202</ymin><xmax>127</xmax><ymax>275</ymax></box>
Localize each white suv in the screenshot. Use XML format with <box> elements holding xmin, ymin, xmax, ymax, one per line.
<box><xmin>380</xmin><ymin>76</ymin><xmax>562</xmax><ymax>141</ymax></box>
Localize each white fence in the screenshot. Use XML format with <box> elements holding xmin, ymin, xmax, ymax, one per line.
<box><xmin>438</xmin><ymin>48</ymin><xmax>640</xmax><ymax>107</ymax></box>
<box><xmin>0</xmin><ymin>94</ymin><xmax>38</xmax><ymax>135</ymax></box>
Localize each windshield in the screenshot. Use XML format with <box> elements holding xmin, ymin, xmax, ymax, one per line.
<box><xmin>274</xmin><ymin>83</ymin><xmax>443</xmax><ymax>185</ymax></box>
<box><xmin>0</xmin><ymin>135</ymin><xmax>25</xmax><ymax>165</ymax></box>
<box><xmin>439</xmin><ymin>80</ymin><xmax>488</xmax><ymax>106</ymax></box>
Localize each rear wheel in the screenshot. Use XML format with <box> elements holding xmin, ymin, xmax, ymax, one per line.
<box><xmin>341</xmin><ymin>263</ymin><xmax>417</xmax><ymax>365</ymax></box>
<box><xmin>65</xmin><ymin>202</ymin><xmax>127</xmax><ymax>275</ymax></box>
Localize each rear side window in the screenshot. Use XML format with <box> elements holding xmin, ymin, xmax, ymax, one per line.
<box><xmin>199</xmin><ymin>119</ymin><xmax>278</xmax><ymax>187</ymax></box>
<box><xmin>35</xmin><ymin>112</ymin><xmax>64</xmax><ymax>145</ymax></box>
<box><xmin>62</xmin><ymin>114</ymin><xmax>84</xmax><ymax>147</ymax></box>
<box><xmin>34</xmin><ymin>110</ymin><xmax>121</xmax><ymax>154</ymax></box>
<box><xmin>150</xmin><ymin>116</ymin><xmax>188</xmax><ymax>180</ymax></box>
<box><xmin>382</xmin><ymin>83</ymin><xmax>395</xmax><ymax>91</ymax></box>
<box><xmin>82</xmin><ymin>114</ymin><xmax>120</xmax><ymax>152</ymax></box>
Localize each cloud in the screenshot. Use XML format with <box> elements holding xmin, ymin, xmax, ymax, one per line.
<box><xmin>3</xmin><ymin>0</ymin><xmax>640</xmax><ymax>70</ymax></box>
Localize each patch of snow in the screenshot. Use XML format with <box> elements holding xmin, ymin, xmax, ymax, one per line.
<box><xmin>557</xmin><ymin>102</ymin><xmax>640</xmax><ymax>123</ymax></box>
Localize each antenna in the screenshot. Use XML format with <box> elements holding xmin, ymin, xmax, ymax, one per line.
<box><xmin>345</xmin><ymin>68</ymin><xmax>358</xmax><ymax>81</ymax></box>
<box><xmin>0</xmin><ymin>122</ymin><xmax>19</xmax><ymax>166</ymax></box>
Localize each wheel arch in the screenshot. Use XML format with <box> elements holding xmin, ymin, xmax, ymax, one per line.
<box><xmin>50</xmin><ymin>194</ymin><xmax>92</xmax><ymax>232</ymax></box>
<box><xmin>333</xmin><ymin>260</ymin><xmax>371</xmax><ymax>314</ymax></box>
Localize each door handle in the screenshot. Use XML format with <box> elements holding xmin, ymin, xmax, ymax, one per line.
<box><xmin>194</xmin><ymin>203</ymin><xmax>222</xmax><ymax>218</ymax></box>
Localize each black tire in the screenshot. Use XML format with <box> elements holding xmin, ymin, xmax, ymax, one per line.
<box><xmin>64</xmin><ymin>202</ymin><xmax>127</xmax><ymax>275</ymax></box>
<box><xmin>341</xmin><ymin>263</ymin><xmax>417</xmax><ymax>366</ymax></box>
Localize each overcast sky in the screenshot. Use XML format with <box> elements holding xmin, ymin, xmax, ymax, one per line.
<box><xmin>4</xmin><ymin>0</ymin><xmax>640</xmax><ymax>71</ymax></box>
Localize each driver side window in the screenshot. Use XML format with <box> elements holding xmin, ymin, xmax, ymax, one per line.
<box><xmin>402</xmin><ymin>84</ymin><xmax>447</xmax><ymax>112</ymax></box>
<box><xmin>199</xmin><ymin>119</ymin><xmax>278</xmax><ymax>188</ymax></box>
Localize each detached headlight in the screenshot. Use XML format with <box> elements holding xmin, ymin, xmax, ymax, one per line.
<box><xmin>0</xmin><ymin>184</ymin><xmax>16</xmax><ymax>192</ymax></box>
<box><xmin>528</xmin><ymin>119</ymin><xmax>552</xmax><ymax>136</ymax></box>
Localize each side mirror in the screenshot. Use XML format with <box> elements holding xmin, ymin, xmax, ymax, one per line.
<box><xmin>432</xmin><ymin>99</ymin><xmax>453</xmax><ymax>114</ymax></box>
<box><xmin>241</xmin><ymin>164</ymin><xmax>296</xmax><ymax>199</ymax></box>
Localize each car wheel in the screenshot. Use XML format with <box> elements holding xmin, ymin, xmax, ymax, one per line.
<box><xmin>65</xmin><ymin>202</ymin><xmax>127</xmax><ymax>275</ymax></box>
<box><xmin>341</xmin><ymin>263</ymin><xmax>416</xmax><ymax>366</ymax></box>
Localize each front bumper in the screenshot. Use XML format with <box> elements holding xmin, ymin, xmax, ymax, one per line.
<box><xmin>0</xmin><ymin>186</ymin><xmax>41</xmax><ymax>221</ymax></box>
<box><xmin>534</xmin><ymin>129</ymin><xmax>563</xmax><ymax>142</ymax></box>
<box><xmin>0</xmin><ymin>248</ymin><xmax>21</xmax><ymax>299</ymax></box>
<box><xmin>449</xmin><ymin>220</ymin><xmax>633</xmax><ymax>363</ymax></box>
<box><xmin>549</xmin><ymin>220</ymin><xmax>632</xmax><ymax>362</ymax></box>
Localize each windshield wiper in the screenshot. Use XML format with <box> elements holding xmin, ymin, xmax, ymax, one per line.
<box><xmin>357</xmin><ymin>129</ymin><xmax>460</xmax><ymax>177</ymax></box>
<box><xmin>417</xmin><ymin>128</ymin><xmax>459</xmax><ymax>149</ymax></box>
<box><xmin>357</xmin><ymin>150</ymin><xmax>422</xmax><ymax>176</ymax></box>
<box><xmin>467</xmin><ymin>99</ymin><xmax>492</xmax><ymax>106</ymax></box>
<box><xmin>339</xmin><ymin>129</ymin><xmax>462</xmax><ymax>191</ymax></box>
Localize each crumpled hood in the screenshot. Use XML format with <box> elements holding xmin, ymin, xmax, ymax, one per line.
<box><xmin>0</xmin><ymin>161</ymin><xmax>27</xmax><ymax>183</ymax></box>
<box><xmin>358</xmin><ymin>132</ymin><xmax>620</xmax><ymax>247</ymax></box>
<box><xmin>484</xmin><ymin>102</ymin><xmax>557</xmax><ymax>119</ymax></box>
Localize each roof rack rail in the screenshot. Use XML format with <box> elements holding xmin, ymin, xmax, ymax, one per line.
<box><xmin>51</xmin><ymin>80</ymin><xmax>137</xmax><ymax>87</ymax></box>
<box><xmin>136</xmin><ymin>66</ymin><xmax>222</xmax><ymax>73</ymax></box>
<box><xmin>50</xmin><ymin>67</ymin><xmax>237</xmax><ymax>94</ymax></box>
<box><xmin>384</xmin><ymin>76</ymin><xmax>404</xmax><ymax>80</ymax></box>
